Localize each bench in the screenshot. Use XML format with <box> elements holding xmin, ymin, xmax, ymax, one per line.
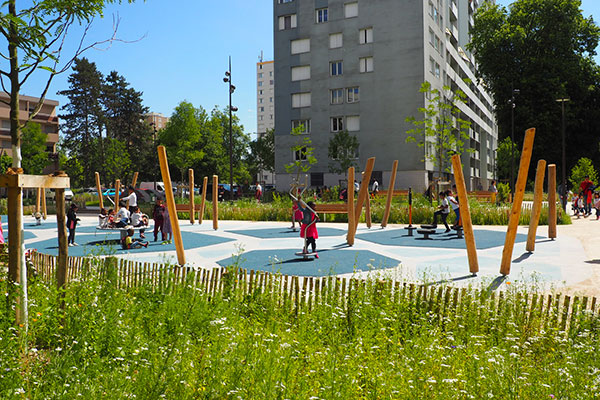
<box><xmin>468</xmin><ymin>191</ymin><xmax>496</xmax><ymax>203</ymax></box>
<box><xmin>175</xmin><ymin>204</ymin><xmax>201</xmax><ymax>212</ymax></box>
<box><xmin>375</xmin><ymin>190</ymin><xmax>409</xmax><ymax>198</ymax></box>
<box><xmin>416</xmin><ymin>228</ymin><xmax>436</xmax><ymax>239</ymax></box>
<box><xmin>313</xmin><ymin>203</ymin><xmax>349</xmax><ymax>214</ymax></box>
<box><xmin>404</xmin><ymin>226</ymin><xmax>417</xmax><ymax>236</ymax></box>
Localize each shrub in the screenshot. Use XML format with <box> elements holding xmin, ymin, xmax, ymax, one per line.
<box><xmin>569</xmin><ymin>157</ymin><xmax>598</xmax><ymax>191</ymax></box>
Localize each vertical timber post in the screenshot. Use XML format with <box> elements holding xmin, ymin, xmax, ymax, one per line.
<box><xmin>347</xmin><ymin>167</ymin><xmax>355</xmax><ymax>246</ymax></box>
<box><xmin>212</xmin><ymin>175</ymin><xmax>219</xmax><ymax>230</ymax></box>
<box><xmin>526</xmin><ymin>159</ymin><xmax>547</xmax><ymax>252</ymax></box>
<box><xmin>353</xmin><ymin>157</ymin><xmax>375</xmax><ymax>235</ymax></box>
<box><xmin>41</xmin><ymin>186</ymin><xmax>47</xmax><ymax>220</ymax></box>
<box><xmin>56</xmin><ymin>186</ymin><xmax>68</xmax><ymax>312</ymax></box>
<box><xmin>95</xmin><ymin>172</ymin><xmax>103</xmax><ymax>210</ymax></box>
<box><xmin>157</xmin><ymin>146</ymin><xmax>186</xmax><ymax>266</ymax></box>
<box><xmin>548</xmin><ymin>164</ymin><xmax>557</xmax><ymax>239</ymax></box>
<box><xmin>500</xmin><ymin>128</ymin><xmax>536</xmax><ymax>276</ymax></box>
<box><xmin>381</xmin><ymin>160</ymin><xmax>398</xmax><ymax>228</ymax></box>
<box><xmin>189</xmin><ymin>169</ymin><xmax>195</xmax><ymax>225</ymax></box>
<box><xmin>451</xmin><ymin>154</ymin><xmax>479</xmax><ymax>275</ymax></box>
<box><xmin>200</xmin><ymin>176</ymin><xmax>208</xmax><ymax>224</ymax></box>
<box><xmin>114</xmin><ymin>179</ymin><xmax>121</xmax><ymax>209</ymax></box>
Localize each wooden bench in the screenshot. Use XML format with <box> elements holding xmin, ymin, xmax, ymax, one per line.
<box><xmin>175</xmin><ymin>204</ymin><xmax>201</xmax><ymax>212</ymax></box>
<box><xmin>376</xmin><ymin>190</ymin><xmax>409</xmax><ymax>198</ymax></box>
<box><xmin>468</xmin><ymin>191</ymin><xmax>496</xmax><ymax>203</ymax></box>
<box><xmin>314</xmin><ymin>203</ymin><xmax>349</xmax><ymax>214</ymax></box>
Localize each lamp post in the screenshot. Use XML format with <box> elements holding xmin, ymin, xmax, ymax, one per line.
<box><xmin>556</xmin><ymin>98</ymin><xmax>570</xmax><ymax>210</ymax></box>
<box><xmin>223</xmin><ymin>56</ymin><xmax>238</xmax><ymax>201</ymax></box>
<box><xmin>509</xmin><ymin>88</ymin><xmax>519</xmax><ymax>196</ymax></box>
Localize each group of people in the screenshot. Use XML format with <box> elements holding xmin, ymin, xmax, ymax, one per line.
<box><xmin>572</xmin><ymin>176</ymin><xmax>599</xmax><ymax>219</ymax></box>
<box><xmin>431</xmin><ymin>187</ymin><xmax>461</xmax><ymax>232</ymax></box>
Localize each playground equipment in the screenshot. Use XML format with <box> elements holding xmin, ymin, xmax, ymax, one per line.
<box><xmin>403</xmin><ymin>188</ymin><xmax>417</xmax><ymax>236</ymax></box>
<box><xmin>526</xmin><ymin>159</ymin><xmax>547</xmax><ymax>252</ymax></box>
<box><xmin>94</xmin><ymin>171</ymin><xmax>138</xmax><ymax>208</ymax></box>
<box><xmin>451</xmin><ymin>153</ymin><xmax>478</xmax><ymax>275</ymax></box>
<box><xmin>548</xmin><ymin>164</ymin><xmax>557</xmax><ymax>239</ymax></box>
<box><xmin>290</xmin><ymin>176</ymin><xmax>319</xmax><ymax>260</ymax></box>
<box><xmin>381</xmin><ymin>160</ymin><xmax>398</xmax><ymax>228</ymax></box>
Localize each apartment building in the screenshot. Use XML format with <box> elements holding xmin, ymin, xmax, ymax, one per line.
<box><xmin>257</xmin><ymin>59</ymin><xmax>276</xmax><ymax>185</ymax></box>
<box><xmin>144</xmin><ymin>112</ymin><xmax>169</xmax><ymax>132</ymax></box>
<box><xmin>0</xmin><ymin>92</ymin><xmax>59</xmax><ymax>157</ymax></box>
<box><xmin>273</xmin><ymin>0</ymin><xmax>497</xmax><ymax>191</ymax></box>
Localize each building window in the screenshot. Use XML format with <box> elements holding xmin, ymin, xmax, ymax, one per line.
<box><xmin>270</xmin><ymin>97</ymin><xmax>273</xmax><ymax>102</ymax></box>
<box><xmin>270</xmin><ymin>114</ymin><xmax>273</xmax><ymax>120</ymax></box>
<box><xmin>270</xmin><ymin>71</ymin><xmax>273</xmax><ymax>76</ymax></box>
<box><xmin>294</xmin><ymin>146</ymin><xmax>308</xmax><ymax>161</ymax></box>
<box><xmin>346</xmin><ymin>115</ymin><xmax>360</xmax><ymax>131</ymax></box>
<box><xmin>259</xmin><ymin>116</ymin><xmax>264</xmax><ymax>121</ymax></box>
<box><xmin>359</xmin><ymin>57</ymin><xmax>373</xmax><ymax>73</ymax></box>
<box><xmin>291</xmin><ymin>38</ymin><xmax>310</xmax><ymax>54</ymax></box>
<box><xmin>258</xmin><ymin>81</ymin><xmax>263</xmax><ymax>87</ymax></box>
<box><xmin>279</xmin><ymin>14</ymin><xmax>297</xmax><ymax>30</ymax></box>
<box><xmin>278</xmin><ymin>0</ymin><xmax>293</xmax><ymax>3</ymax></box>
<box><xmin>311</xmin><ymin>173</ymin><xmax>324</xmax><ymax>187</ymax></box>
<box><xmin>270</xmin><ymin>80</ymin><xmax>274</xmax><ymax>84</ymax></box>
<box><xmin>347</xmin><ymin>86</ymin><xmax>359</xmax><ymax>103</ymax></box>
<box><xmin>329</xmin><ymin>32</ymin><xmax>343</xmax><ymax>49</ymax></box>
<box><xmin>292</xmin><ymin>119</ymin><xmax>311</xmax><ymax>134</ymax></box>
<box><xmin>331</xmin><ymin>117</ymin><xmax>343</xmax><ymax>132</ymax></box>
<box><xmin>344</xmin><ymin>2</ymin><xmax>358</xmax><ymax>18</ymax></box>
<box><xmin>259</xmin><ymin>98</ymin><xmax>263</xmax><ymax>104</ymax></box>
<box><xmin>259</xmin><ymin>90</ymin><xmax>263</xmax><ymax>95</ymax></box>
<box><xmin>359</xmin><ymin>27</ymin><xmax>373</xmax><ymax>44</ymax></box>
<box><xmin>316</xmin><ymin>8</ymin><xmax>328</xmax><ymax>23</ymax></box>
<box><xmin>330</xmin><ymin>61</ymin><xmax>343</xmax><ymax>76</ymax></box>
<box><xmin>258</xmin><ymin>72</ymin><xmax>263</xmax><ymax>78</ymax></box>
<box><xmin>292</xmin><ymin>92</ymin><xmax>311</xmax><ymax>108</ymax></box>
<box><xmin>291</xmin><ymin>65</ymin><xmax>311</xmax><ymax>81</ymax></box>
<box><xmin>260</xmin><ymin>107</ymin><xmax>265</xmax><ymax>112</ymax></box>
<box><xmin>429</xmin><ymin>57</ymin><xmax>440</xmax><ymax>78</ymax></box>
<box><xmin>330</xmin><ymin>88</ymin><xmax>344</xmax><ymax>104</ymax></box>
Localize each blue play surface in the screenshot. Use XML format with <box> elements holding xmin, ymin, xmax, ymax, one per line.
<box><xmin>356</xmin><ymin>228</ymin><xmax>537</xmax><ymax>250</ymax></box>
<box><xmin>26</xmin><ymin>230</ymin><xmax>235</xmax><ymax>257</ymax></box>
<box><xmin>217</xmin><ymin>248</ymin><xmax>400</xmax><ymax>277</ymax></box>
<box><xmin>227</xmin><ymin>227</ymin><xmax>347</xmax><ymax>239</ymax></box>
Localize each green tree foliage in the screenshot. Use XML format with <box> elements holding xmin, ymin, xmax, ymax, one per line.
<box><xmin>569</xmin><ymin>157</ymin><xmax>598</xmax><ymax>190</ymax></box>
<box><xmin>285</xmin><ymin>125</ymin><xmax>317</xmax><ymax>183</ymax></box>
<box><xmin>61</xmin><ymin>156</ymin><xmax>84</xmax><ymax>189</ymax></box>
<box><xmin>468</xmin><ymin>0</ymin><xmax>600</xmax><ymax>177</ymax></box>
<box><xmin>20</xmin><ymin>123</ymin><xmax>49</xmax><ymax>174</ymax></box>
<box><xmin>328</xmin><ymin>130</ymin><xmax>359</xmax><ymax>176</ymax></box>
<box><xmin>495</xmin><ymin>137</ymin><xmax>520</xmax><ymax>183</ymax></box>
<box><xmin>248</xmin><ymin>129</ymin><xmax>275</xmax><ymax>181</ymax></box>
<box><xmin>88</xmin><ymin>137</ymin><xmax>131</xmax><ymax>185</ymax></box>
<box><xmin>405</xmin><ymin>81</ymin><xmax>472</xmax><ymax>179</ymax></box>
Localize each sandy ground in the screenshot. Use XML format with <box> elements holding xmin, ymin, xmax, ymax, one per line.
<box><xmin>559</xmin><ymin>214</ymin><xmax>600</xmax><ymax>297</ymax></box>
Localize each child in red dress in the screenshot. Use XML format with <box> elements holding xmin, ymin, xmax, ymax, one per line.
<box><xmin>298</xmin><ymin>200</ymin><xmax>319</xmax><ymax>258</ymax></box>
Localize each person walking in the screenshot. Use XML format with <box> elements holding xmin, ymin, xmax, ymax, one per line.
<box><xmin>66</xmin><ymin>203</ymin><xmax>81</xmax><ymax>246</ymax></box>
<box><xmin>579</xmin><ymin>176</ymin><xmax>595</xmax><ymax>216</ymax></box>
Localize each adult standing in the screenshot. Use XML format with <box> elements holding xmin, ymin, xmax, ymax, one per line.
<box><xmin>255</xmin><ymin>182</ymin><xmax>263</xmax><ymax>203</ymax></box>
<box><xmin>66</xmin><ymin>203</ymin><xmax>80</xmax><ymax>246</ymax></box>
<box><xmin>579</xmin><ymin>175</ymin><xmax>595</xmax><ymax>216</ymax></box>
<box><xmin>121</xmin><ymin>185</ymin><xmax>138</xmax><ymax>212</ymax></box>
<box><xmin>489</xmin><ymin>180</ymin><xmax>498</xmax><ymax>193</ymax></box>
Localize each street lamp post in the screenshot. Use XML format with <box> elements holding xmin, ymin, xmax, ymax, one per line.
<box><xmin>223</xmin><ymin>56</ymin><xmax>238</xmax><ymax>201</ymax></box>
<box><xmin>556</xmin><ymin>98</ymin><xmax>570</xmax><ymax>210</ymax></box>
<box><xmin>509</xmin><ymin>88</ymin><xmax>519</xmax><ymax>196</ymax></box>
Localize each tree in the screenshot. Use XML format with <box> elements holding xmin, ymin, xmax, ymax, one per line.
<box><xmin>61</xmin><ymin>156</ymin><xmax>84</xmax><ymax>189</ymax></box>
<box><xmin>328</xmin><ymin>129</ymin><xmax>359</xmax><ymax>176</ymax></box>
<box><xmin>569</xmin><ymin>157</ymin><xmax>598</xmax><ymax>190</ymax></box>
<box><xmin>248</xmin><ymin>129</ymin><xmax>275</xmax><ymax>181</ymax></box>
<box><xmin>495</xmin><ymin>137</ymin><xmax>520</xmax><ymax>184</ymax></box>
<box><xmin>285</xmin><ymin>125</ymin><xmax>317</xmax><ymax>185</ymax></box>
<box><xmin>21</xmin><ymin>123</ymin><xmax>49</xmax><ymax>174</ymax></box>
<box><xmin>468</xmin><ymin>0</ymin><xmax>600</xmax><ymax>177</ymax></box>
<box><xmin>0</xmin><ymin>153</ymin><xmax>12</xmax><ymax>174</ymax></box>
<box><xmin>89</xmin><ymin>137</ymin><xmax>131</xmax><ymax>185</ymax></box>
<box><xmin>405</xmin><ymin>81</ymin><xmax>472</xmax><ymax>181</ymax></box>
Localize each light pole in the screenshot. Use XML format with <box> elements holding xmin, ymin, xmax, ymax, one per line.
<box><xmin>509</xmin><ymin>88</ymin><xmax>519</xmax><ymax>196</ymax></box>
<box><xmin>556</xmin><ymin>98</ymin><xmax>570</xmax><ymax>210</ymax></box>
<box><xmin>223</xmin><ymin>56</ymin><xmax>238</xmax><ymax>201</ymax></box>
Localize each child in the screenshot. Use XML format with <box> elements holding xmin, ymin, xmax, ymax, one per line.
<box><xmin>107</xmin><ymin>209</ymin><xmax>116</xmax><ymax>228</ymax></box>
<box><xmin>298</xmin><ymin>200</ymin><xmax>319</xmax><ymax>258</ymax></box>
<box><xmin>290</xmin><ymin>199</ymin><xmax>303</xmax><ymax>232</ymax></box>
<box><xmin>431</xmin><ymin>191</ymin><xmax>451</xmax><ymax>232</ymax></box>
<box><xmin>162</xmin><ymin>206</ymin><xmax>173</xmax><ymax>244</ymax></box>
<box><xmin>98</xmin><ymin>208</ymin><xmax>108</xmax><ymax>228</ymax></box>
<box><xmin>116</xmin><ymin>200</ymin><xmax>130</xmax><ymax>227</ymax></box>
<box><xmin>577</xmin><ymin>193</ymin><xmax>585</xmax><ymax>218</ymax></box>
<box><xmin>66</xmin><ymin>203</ymin><xmax>80</xmax><ymax>246</ymax></box>
<box><xmin>130</xmin><ymin>206</ymin><xmax>148</xmax><ymax>239</ymax></box>
<box><xmin>122</xmin><ymin>228</ymin><xmax>148</xmax><ymax>249</ymax></box>
<box><xmin>594</xmin><ymin>192</ymin><xmax>600</xmax><ymax>220</ymax></box>
<box><xmin>446</xmin><ymin>189</ymin><xmax>460</xmax><ymax>228</ymax></box>
<box><xmin>0</xmin><ymin>215</ymin><xmax>4</xmax><ymax>244</ymax></box>
<box><xmin>152</xmin><ymin>199</ymin><xmax>166</xmax><ymax>242</ymax></box>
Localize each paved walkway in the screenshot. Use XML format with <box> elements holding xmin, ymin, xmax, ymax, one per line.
<box><xmin>16</xmin><ymin>212</ymin><xmax>599</xmax><ymax>295</ymax></box>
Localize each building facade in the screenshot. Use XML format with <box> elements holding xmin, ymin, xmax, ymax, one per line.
<box><xmin>0</xmin><ymin>92</ymin><xmax>59</xmax><ymax>159</ymax></box>
<box><xmin>144</xmin><ymin>112</ymin><xmax>169</xmax><ymax>132</ymax></box>
<box><xmin>273</xmin><ymin>0</ymin><xmax>497</xmax><ymax>191</ymax></box>
<box><xmin>257</xmin><ymin>59</ymin><xmax>276</xmax><ymax>185</ymax></box>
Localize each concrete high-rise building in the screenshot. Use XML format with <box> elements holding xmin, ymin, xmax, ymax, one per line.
<box><xmin>273</xmin><ymin>0</ymin><xmax>497</xmax><ymax>191</ymax></box>
<box><xmin>257</xmin><ymin>59</ymin><xmax>276</xmax><ymax>185</ymax></box>
<box><xmin>0</xmin><ymin>92</ymin><xmax>59</xmax><ymax>159</ymax></box>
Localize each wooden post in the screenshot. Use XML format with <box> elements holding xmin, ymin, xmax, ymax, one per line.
<box><xmin>131</xmin><ymin>171</ymin><xmax>139</xmax><ymax>188</ymax></box>
<box><xmin>114</xmin><ymin>179</ymin><xmax>121</xmax><ymax>208</ymax></box>
<box><xmin>95</xmin><ymin>172</ymin><xmax>103</xmax><ymax>210</ymax></box>
<box><xmin>381</xmin><ymin>160</ymin><xmax>398</xmax><ymax>228</ymax></box>
<box><xmin>189</xmin><ymin>169</ymin><xmax>195</xmax><ymax>225</ymax></box>
<box><xmin>347</xmin><ymin>167</ymin><xmax>356</xmax><ymax>246</ymax></box>
<box><xmin>199</xmin><ymin>176</ymin><xmax>208</xmax><ymax>224</ymax></box>
<box><xmin>500</xmin><ymin>128</ymin><xmax>536</xmax><ymax>275</ymax></box>
<box><xmin>212</xmin><ymin>175</ymin><xmax>218</xmax><ymax>230</ymax></box>
<box><xmin>36</xmin><ymin>187</ymin><xmax>41</xmax><ymax>213</ymax></box>
<box><xmin>353</xmin><ymin>157</ymin><xmax>376</xmax><ymax>234</ymax></box>
<box><xmin>365</xmin><ymin>194</ymin><xmax>372</xmax><ymax>228</ymax></box>
<box><xmin>41</xmin><ymin>186</ymin><xmax>47</xmax><ymax>219</ymax></box>
<box><xmin>157</xmin><ymin>146</ymin><xmax>186</xmax><ymax>266</ymax></box>
<box><xmin>56</xmin><ymin>187</ymin><xmax>68</xmax><ymax>311</ymax></box>
<box><xmin>451</xmin><ymin>154</ymin><xmax>479</xmax><ymax>275</ymax></box>
<box><xmin>526</xmin><ymin>159</ymin><xmax>547</xmax><ymax>252</ymax></box>
<box><xmin>7</xmin><ymin>184</ymin><xmax>23</xmax><ymax>325</ymax></box>
<box><xmin>548</xmin><ymin>164</ymin><xmax>557</xmax><ymax>239</ymax></box>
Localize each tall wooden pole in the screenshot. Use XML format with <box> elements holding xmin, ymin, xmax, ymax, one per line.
<box><xmin>347</xmin><ymin>167</ymin><xmax>355</xmax><ymax>246</ymax></box>
<box><xmin>381</xmin><ymin>160</ymin><xmax>398</xmax><ymax>228</ymax></box>
<box><xmin>131</xmin><ymin>172</ymin><xmax>139</xmax><ymax>188</ymax></box>
<box><xmin>157</xmin><ymin>146</ymin><xmax>186</xmax><ymax>266</ymax></box>
<box><xmin>56</xmin><ymin>187</ymin><xmax>68</xmax><ymax>312</ymax></box>
<box><xmin>189</xmin><ymin>169</ymin><xmax>195</xmax><ymax>225</ymax></box>
<box><xmin>548</xmin><ymin>164</ymin><xmax>557</xmax><ymax>239</ymax></box>
<box><xmin>114</xmin><ymin>179</ymin><xmax>121</xmax><ymax>208</ymax></box>
<box><xmin>95</xmin><ymin>172</ymin><xmax>103</xmax><ymax>210</ymax></box>
<box><xmin>199</xmin><ymin>176</ymin><xmax>208</xmax><ymax>224</ymax></box>
<box><xmin>365</xmin><ymin>193</ymin><xmax>372</xmax><ymax>229</ymax></box>
<box><xmin>500</xmin><ymin>128</ymin><xmax>536</xmax><ymax>275</ymax></box>
<box><xmin>36</xmin><ymin>187</ymin><xmax>41</xmax><ymax>213</ymax></box>
<box><xmin>7</xmin><ymin>184</ymin><xmax>23</xmax><ymax>325</ymax></box>
<box><xmin>41</xmin><ymin>186</ymin><xmax>47</xmax><ymax>220</ymax></box>
<box><xmin>451</xmin><ymin>154</ymin><xmax>479</xmax><ymax>275</ymax></box>
<box><xmin>212</xmin><ymin>175</ymin><xmax>219</xmax><ymax>230</ymax></box>
<box><xmin>353</xmin><ymin>157</ymin><xmax>376</xmax><ymax>234</ymax></box>
<box><xmin>526</xmin><ymin>160</ymin><xmax>547</xmax><ymax>252</ymax></box>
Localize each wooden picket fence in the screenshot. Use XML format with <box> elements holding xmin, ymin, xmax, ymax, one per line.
<box><xmin>28</xmin><ymin>252</ymin><xmax>599</xmax><ymax>334</ymax></box>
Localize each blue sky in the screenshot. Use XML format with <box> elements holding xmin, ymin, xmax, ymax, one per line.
<box><xmin>16</xmin><ymin>1</ymin><xmax>600</xmax><ymax>138</ymax></box>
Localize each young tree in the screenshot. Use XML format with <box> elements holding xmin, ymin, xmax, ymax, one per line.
<box><xmin>569</xmin><ymin>157</ymin><xmax>598</xmax><ymax>190</ymax></box>
<box><xmin>328</xmin><ymin>129</ymin><xmax>359</xmax><ymax>177</ymax></box>
<box><xmin>0</xmin><ymin>153</ymin><xmax>12</xmax><ymax>174</ymax></box>
<box><xmin>248</xmin><ymin>129</ymin><xmax>275</xmax><ymax>181</ymax></box>
<box><xmin>285</xmin><ymin>125</ymin><xmax>317</xmax><ymax>185</ymax></box>
<box><xmin>208</xmin><ymin>107</ymin><xmax>250</xmax><ymax>184</ymax></box>
<box><xmin>405</xmin><ymin>81</ymin><xmax>472</xmax><ymax>182</ymax></box>
<box><xmin>495</xmin><ymin>137</ymin><xmax>520</xmax><ymax>183</ymax></box>
<box><xmin>21</xmin><ymin>123</ymin><xmax>50</xmax><ymax>174</ymax></box>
